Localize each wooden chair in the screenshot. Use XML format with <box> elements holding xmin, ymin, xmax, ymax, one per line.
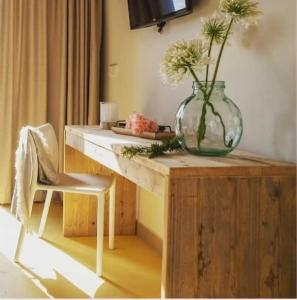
<box><xmin>13</xmin><ymin>124</ymin><xmax>115</xmax><ymax>276</ymax></box>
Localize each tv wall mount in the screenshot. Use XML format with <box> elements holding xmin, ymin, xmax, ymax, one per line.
<box><xmin>157</xmin><ymin>21</ymin><xmax>166</xmax><ymax>33</ymax></box>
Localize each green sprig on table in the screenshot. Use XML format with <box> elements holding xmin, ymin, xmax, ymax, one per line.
<box><xmin>122</xmin><ymin>137</ymin><xmax>182</xmax><ymax>159</ymax></box>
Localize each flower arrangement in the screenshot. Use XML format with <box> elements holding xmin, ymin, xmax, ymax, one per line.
<box><xmin>161</xmin><ymin>0</ymin><xmax>261</xmax><ymax>87</ymax></box>
<box><xmin>123</xmin><ymin>0</ymin><xmax>261</xmax><ymax>159</ymax></box>
<box><xmin>161</xmin><ymin>0</ymin><xmax>261</xmax><ymax>150</ymax></box>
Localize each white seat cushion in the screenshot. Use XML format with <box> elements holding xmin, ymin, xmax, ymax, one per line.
<box><xmin>37</xmin><ymin>173</ymin><xmax>113</xmax><ymax>195</ymax></box>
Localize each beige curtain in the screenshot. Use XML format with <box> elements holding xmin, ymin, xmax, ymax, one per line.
<box><xmin>47</xmin><ymin>0</ymin><xmax>102</xmax><ymax>168</ymax></box>
<box><xmin>0</xmin><ymin>0</ymin><xmax>102</xmax><ymax>204</ymax></box>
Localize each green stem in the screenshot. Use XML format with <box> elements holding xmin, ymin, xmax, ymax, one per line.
<box><xmin>197</xmin><ymin>102</ymin><xmax>207</xmax><ymax>149</ymax></box>
<box><xmin>186</xmin><ymin>66</ymin><xmax>208</xmax><ymax>149</ymax></box>
<box><xmin>207</xmin><ymin>18</ymin><xmax>234</xmax><ymax>100</ymax></box>
<box><xmin>188</xmin><ymin>67</ymin><xmax>204</xmax><ymax>89</ymax></box>
<box><xmin>207</xmin><ymin>102</ymin><xmax>232</xmax><ymax>148</ymax></box>
<box><xmin>188</xmin><ymin>67</ymin><xmax>207</xmax><ymax>99</ymax></box>
<box><xmin>180</xmin><ymin>59</ymin><xmax>207</xmax><ymax>97</ymax></box>
<box><xmin>205</xmin><ymin>36</ymin><xmax>214</xmax><ymax>89</ymax></box>
<box><xmin>197</xmin><ymin>18</ymin><xmax>234</xmax><ymax>149</ymax></box>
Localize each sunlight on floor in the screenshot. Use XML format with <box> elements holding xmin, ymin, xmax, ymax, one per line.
<box><xmin>0</xmin><ymin>206</ymin><xmax>21</xmax><ymax>259</ymax></box>
<box><xmin>0</xmin><ymin>201</ymin><xmax>161</xmax><ymax>298</ymax></box>
<box><xmin>21</xmin><ymin>234</ymin><xmax>105</xmax><ymax>298</ymax></box>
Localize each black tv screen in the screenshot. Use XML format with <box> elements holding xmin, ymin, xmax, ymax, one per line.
<box><xmin>128</xmin><ymin>0</ymin><xmax>192</xmax><ymax>30</ymax></box>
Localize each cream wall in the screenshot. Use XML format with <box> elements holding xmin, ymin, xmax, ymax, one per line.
<box><xmin>104</xmin><ymin>0</ymin><xmax>296</xmax><ymax>238</ymax></box>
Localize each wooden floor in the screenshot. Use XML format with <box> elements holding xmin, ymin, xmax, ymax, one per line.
<box><xmin>0</xmin><ymin>201</ymin><xmax>161</xmax><ymax>298</ymax></box>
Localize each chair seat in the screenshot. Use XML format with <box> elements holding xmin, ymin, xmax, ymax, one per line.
<box><xmin>37</xmin><ymin>173</ymin><xmax>113</xmax><ymax>195</ymax></box>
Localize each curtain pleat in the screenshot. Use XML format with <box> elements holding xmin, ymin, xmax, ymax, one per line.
<box><xmin>0</xmin><ymin>0</ymin><xmax>48</xmax><ymax>204</ymax></box>
<box><xmin>47</xmin><ymin>0</ymin><xmax>101</xmax><ymax>168</ymax></box>
<box><xmin>0</xmin><ymin>0</ymin><xmax>14</xmax><ymax>203</ymax></box>
<box><xmin>0</xmin><ymin>0</ymin><xmax>102</xmax><ymax>204</ymax></box>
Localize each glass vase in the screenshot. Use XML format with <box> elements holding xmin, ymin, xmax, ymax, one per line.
<box><xmin>175</xmin><ymin>81</ymin><xmax>243</xmax><ymax>156</ymax></box>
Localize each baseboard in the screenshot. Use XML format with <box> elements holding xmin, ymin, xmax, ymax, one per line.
<box><xmin>136</xmin><ymin>221</ymin><xmax>162</xmax><ymax>255</ymax></box>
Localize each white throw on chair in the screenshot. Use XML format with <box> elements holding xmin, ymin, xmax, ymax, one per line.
<box><xmin>12</xmin><ymin>123</ymin><xmax>115</xmax><ymax>276</ymax></box>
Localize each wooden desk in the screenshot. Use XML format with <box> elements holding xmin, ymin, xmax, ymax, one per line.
<box><xmin>64</xmin><ymin>125</ymin><xmax>296</xmax><ymax>298</ymax></box>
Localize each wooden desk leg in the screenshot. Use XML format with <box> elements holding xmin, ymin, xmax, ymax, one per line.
<box><xmin>162</xmin><ymin>175</ymin><xmax>296</xmax><ymax>298</ymax></box>
<box><xmin>63</xmin><ymin>145</ymin><xmax>137</xmax><ymax>237</ymax></box>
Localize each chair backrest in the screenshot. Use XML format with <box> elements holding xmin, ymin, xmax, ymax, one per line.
<box><xmin>26</xmin><ymin>123</ymin><xmax>59</xmax><ymax>189</ymax></box>
<box><xmin>36</xmin><ymin>123</ymin><xmax>59</xmax><ymax>173</ymax></box>
<box><xmin>12</xmin><ymin>123</ymin><xmax>59</xmax><ymax>221</ymax></box>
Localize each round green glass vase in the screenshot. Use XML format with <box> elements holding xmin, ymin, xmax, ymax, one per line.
<box><xmin>175</xmin><ymin>81</ymin><xmax>243</xmax><ymax>156</ymax></box>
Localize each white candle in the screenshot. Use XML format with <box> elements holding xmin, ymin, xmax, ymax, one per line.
<box><xmin>100</xmin><ymin>102</ymin><xmax>118</xmax><ymax>123</ymax></box>
<box><xmin>100</xmin><ymin>102</ymin><xmax>118</xmax><ymax>129</ymax></box>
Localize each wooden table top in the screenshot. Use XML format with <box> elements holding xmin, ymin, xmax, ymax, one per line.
<box><xmin>65</xmin><ymin>126</ymin><xmax>296</xmax><ymax>177</ymax></box>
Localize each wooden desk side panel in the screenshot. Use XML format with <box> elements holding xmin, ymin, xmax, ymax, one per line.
<box><xmin>163</xmin><ymin>175</ymin><xmax>296</xmax><ymax>298</ymax></box>
<box><xmin>63</xmin><ymin>145</ymin><xmax>136</xmax><ymax>236</ymax></box>
<box><xmin>65</xmin><ymin>131</ymin><xmax>166</xmax><ymax>198</ymax></box>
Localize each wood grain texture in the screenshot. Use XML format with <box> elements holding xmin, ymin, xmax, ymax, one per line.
<box><xmin>65</xmin><ymin>126</ymin><xmax>296</xmax><ymax>177</ymax></box>
<box><xmin>163</xmin><ymin>175</ymin><xmax>296</xmax><ymax>298</ymax></box>
<box><xmin>66</xmin><ymin>132</ymin><xmax>166</xmax><ymax>198</ymax></box>
<box><xmin>64</xmin><ymin>127</ymin><xmax>296</xmax><ymax>298</ymax></box>
<box><xmin>278</xmin><ymin>176</ymin><xmax>296</xmax><ymax>297</ymax></box>
<box><xmin>63</xmin><ymin>145</ymin><xmax>136</xmax><ymax>236</ymax></box>
<box><xmin>259</xmin><ymin>176</ymin><xmax>296</xmax><ymax>297</ymax></box>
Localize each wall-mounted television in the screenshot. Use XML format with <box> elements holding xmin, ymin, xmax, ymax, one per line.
<box><xmin>128</xmin><ymin>0</ymin><xmax>192</xmax><ymax>31</ymax></box>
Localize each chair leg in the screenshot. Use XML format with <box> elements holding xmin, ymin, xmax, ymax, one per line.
<box><xmin>14</xmin><ymin>189</ymin><xmax>36</xmax><ymax>262</ymax></box>
<box><xmin>96</xmin><ymin>193</ymin><xmax>105</xmax><ymax>276</ymax></box>
<box><xmin>109</xmin><ymin>178</ymin><xmax>116</xmax><ymax>250</ymax></box>
<box><xmin>38</xmin><ymin>190</ymin><xmax>53</xmax><ymax>237</ymax></box>
<box><xmin>14</xmin><ymin>224</ymin><xmax>26</xmax><ymax>262</ymax></box>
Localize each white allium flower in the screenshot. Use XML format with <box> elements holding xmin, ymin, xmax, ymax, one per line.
<box><xmin>201</xmin><ymin>12</ymin><xmax>229</xmax><ymax>44</ymax></box>
<box><xmin>220</xmin><ymin>0</ymin><xmax>261</xmax><ymax>22</ymax></box>
<box><xmin>160</xmin><ymin>39</ymin><xmax>210</xmax><ymax>85</ymax></box>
